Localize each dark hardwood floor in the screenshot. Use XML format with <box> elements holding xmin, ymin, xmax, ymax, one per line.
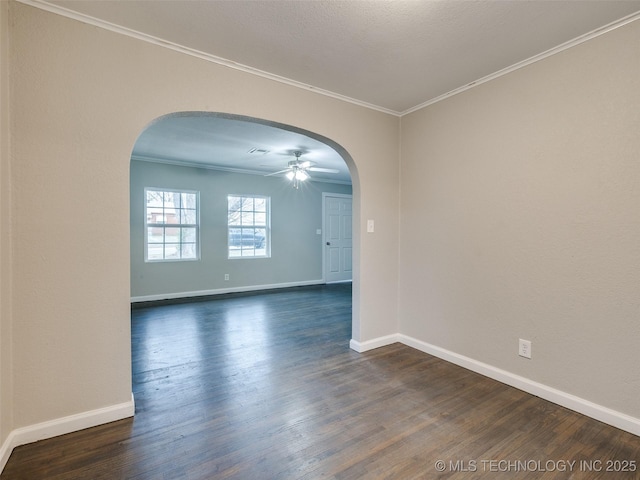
<box><xmin>3</xmin><ymin>284</ymin><xmax>639</xmax><ymax>479</ymax></box>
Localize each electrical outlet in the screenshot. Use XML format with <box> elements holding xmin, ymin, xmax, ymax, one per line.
<box><xmin>224</xmin><ymin>274</ymin><xmax>229</xmax><ymax>281</ymax></box>
<box><xmin>519</xmin><ymin>339</ymin><xmax>531</xmax><ymax>359</ymax></box>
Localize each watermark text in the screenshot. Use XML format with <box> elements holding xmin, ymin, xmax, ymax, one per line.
<box><xmin>433</xmin><ymin>459</ymin><xmax>637</xmax><ymax>473</ymax></box>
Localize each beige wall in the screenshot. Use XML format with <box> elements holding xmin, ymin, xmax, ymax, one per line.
<box><xmin>1</xmin><ymin>0</ymin><xmax>13</xmax><ymax>447</ymax></box>
<box><xmin>7</xmin><ymin>1</ymin><xmax>399</xmax><ymax>431</ymax></box>
<box><xmin>400</xmin><ymin>19</ymin><xmax>640</xmax><ymax>418</ymax></box>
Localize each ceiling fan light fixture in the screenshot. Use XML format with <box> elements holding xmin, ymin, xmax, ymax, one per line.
<box><xmin>265</xmin><ymin>150</ymin><xmax>333</xmax><ymax>188</ymax></box>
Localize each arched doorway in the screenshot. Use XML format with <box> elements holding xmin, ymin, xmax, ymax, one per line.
<box><xmin>129</xmin><ymin>111</ymin><xmax>359</xmax><ymax>334</ymax></box>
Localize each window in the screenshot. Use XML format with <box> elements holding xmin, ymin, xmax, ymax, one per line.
<box><xmin>228</xmin><ymin>195</ymin><xmax>270</xmax><ymax>258</ymax></box>
<box><xmin>145</xmin><ymin>188</ymin><xmax>199</xmax><ymax>261</ymax></box>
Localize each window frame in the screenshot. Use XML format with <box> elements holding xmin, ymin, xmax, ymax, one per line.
<box><xmin>144</xmin><ymin>187</ymin><xmax>200</xmax><ymax>262</ymax></box>
<box><xmin>227</xmin><ymin>194</ymin><xmax>271</xmax><ymax>259</ymax></box>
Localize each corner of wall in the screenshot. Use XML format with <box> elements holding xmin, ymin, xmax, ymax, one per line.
<box><xmin>0</xmin><ymin>395</ymin><xmax>135</xmax><ymax>473</ymax></box>
<box><xmin>0</xmin><ymin>0</ymin><xmax>14</xmax><ymax>457</ymax></box>
<box><xmin>353</xmin><ymin>333</ymin><xmax>640</xmax><ymax>437</ymax></box>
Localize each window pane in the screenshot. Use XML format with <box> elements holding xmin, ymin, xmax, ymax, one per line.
<box><xmin>181</xmin><ymin>227</ymin><xmax>196</xmax><ymax>243</ymax></box>
<box><xmin>255</xmin><ymin>228</ymin><xmax>266</xmax><ymax>256</ymax></box>
<box><xmin>180</xmin><ymin>209</ymin><xmax>196</xmax><ymax>224</ymax></box>
<box><xmin>147</xmin><ymin>207</ymin><xmax>164</xmax><ymax>224</ymax></box>
<box><xmin>254</xmin><ymin>212</ymin><xmax>266</xmax><ymax>226</ymax></box>
<box><xmin>146</xmin><ymin>190</ymin><xmax>163</xmax><ymax>207</ymax></box>
<box><xmin>164</xmin><ymin>191</ymin><xmax>179</xmax><ymax>208</ymax></box>
<box><xmin>241</xmin><ymin>212</ymin><xmax>254</xmax><ymax>226</ymax></box>
<box><xmin>147</xmin><ymin>227</ymin><xmax>164</xmax><ymax>243</ymax></box>
<box><xmin>165</xmin><ymin>211</ymin><xmax>179</xmax><ymax>224</ymax></box>
<box><xmin>228</xmin><ymin>212</ymin><xmax>241</xmax><ymax>226</ymax></box>
<box><xmin>147</xmin><ymin>245</ymin><xmax>163</xmax><ymax>260</ymax></box>
<box><xmin>228</xmin><ymin>227</ymin><xmax>242</xmax><ymax>249</ymax></box>
<box><xmin>254</xmin><ymin>197</ymin><xmax>266</xmax><ymax>212</ymax></box>
<box><xmin>181</xmin><ymin>243</ymin><xmax>196</xmax><ymax>259</ymax></box>
<box><xmin>228</xmin><ymin>195</ymin><xmax>241</xmax><ymax>210</ymax></box>
<box><xmin>228</xmin><ymin>195</ymin><xmax>241</xmax><ymax>225</ymax></box>
<box><xmin>181</xmin><ymin>193</ymin><xmax>196</xmax><ymax>209</ymax></box>
<box><xmin>165</xmin><ymin>227</ymin><xmax>180</xmax><ymax>243</ymax></box>
<box><xmin>241</xmin><ymin>197</ymin><xmax>254</xmax><ymax>211</ymax></box>
<box><xmin>164</xmin><ymin>243</ymin><xmax>180</xmax><ymax>259</ymax></box>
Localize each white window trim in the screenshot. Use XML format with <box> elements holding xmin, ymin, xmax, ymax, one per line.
<box><xmin>144</xmin><ymin>187</ymin><xmax>200</xmax><ymax>262</ymax></box>
<box><xmin>227</xmin><ymin>194</ymin><xmax>271</xmax><ymax>259</ymax></box>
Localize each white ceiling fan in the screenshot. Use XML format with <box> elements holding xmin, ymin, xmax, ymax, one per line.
<box><xmin>264</xmin><ymin>151</ymin><xmax>339</xmax><ymax>188</ymax></box>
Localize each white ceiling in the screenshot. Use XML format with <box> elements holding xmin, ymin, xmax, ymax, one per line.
<box><xmin>40</xmin><ymin>0</ymin><xmax>640</xmax><ymax>184</ymax></box>
<box><xmin>45</xmin><ymin>0</ymin><xmax>640</xmax><ymax>113</ymax></box>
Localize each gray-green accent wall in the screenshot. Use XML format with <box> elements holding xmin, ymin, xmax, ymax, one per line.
<box><xmin>130</xmin><ymin>160</ymin><xmax>352</xmax><ymax>300</ymax></box>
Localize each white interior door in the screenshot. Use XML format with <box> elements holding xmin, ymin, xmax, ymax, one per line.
<box><xmin>323</xmin><ymin>193</ymin><xmax>353</xmax><ymax>283</ymax></box>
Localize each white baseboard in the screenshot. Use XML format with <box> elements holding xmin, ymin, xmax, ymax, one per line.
<box><xmin>353</xmin><ymin>333</ymin><xmax>640</xmax><ymax>437</ymax></box>
<box><xmin>131</xmin><ymin>280</ymin><xmax>326</xmax><ymax>303</ymax></box>
<box><xmin>0</xmin><ymin>394</ymin><xmax>135</xmax><ymax>473</ymax></box>
<box><xmin>349</xmin><ymin>334</ymin><xmax>399</xmax><ymax>353</ymax></box>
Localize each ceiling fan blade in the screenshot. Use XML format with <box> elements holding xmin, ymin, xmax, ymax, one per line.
<box><xmin>308</xmin><ymin>167</ymin><xmax>340</xmax><ymax>174</ymax></box>
<box><xmin>299</xmin><ymin>161</ymin><xmax>313</xmax><ymax>169</ymax></box>
<box><xmin>264</xmin><ymin>168</ymin><xmax>291</xmax><ymax>177</ymax></box>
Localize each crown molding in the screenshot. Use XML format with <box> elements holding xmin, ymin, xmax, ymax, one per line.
<box><xmin>16</xmin><ymin>0</ymin><xmax>401</xmax><ymax>117</ymax></box>
<box><xmin>131</xmin><ymin>155</ymin><xmax>353</xmax><ymax>186</ymax></box>
<box><xmin>401</xmin><ymin>10</ymin><xmax>640</xmax><ymax>116</ymax></box>
<box><xmin>16</xmin><ymin>0</ymin><xmax>640</xmax><ymax>118</ymax></box>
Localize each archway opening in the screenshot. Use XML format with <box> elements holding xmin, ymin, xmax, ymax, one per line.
<box><xmin>129</xmin><ymin>111</ymin><xmax>360</xmax><ymax>337</ymax></box>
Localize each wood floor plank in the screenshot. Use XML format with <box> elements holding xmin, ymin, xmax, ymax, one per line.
<box><xmin>2</xmin><ymin>284</ymin><xmax>639</xmax><ymax>479</ymax></box>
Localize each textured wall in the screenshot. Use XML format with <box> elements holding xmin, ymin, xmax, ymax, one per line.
<box><xmin>400</xmin><ymin>20</ymin><xmax>640</xmax><ymax>418</ymax></box>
